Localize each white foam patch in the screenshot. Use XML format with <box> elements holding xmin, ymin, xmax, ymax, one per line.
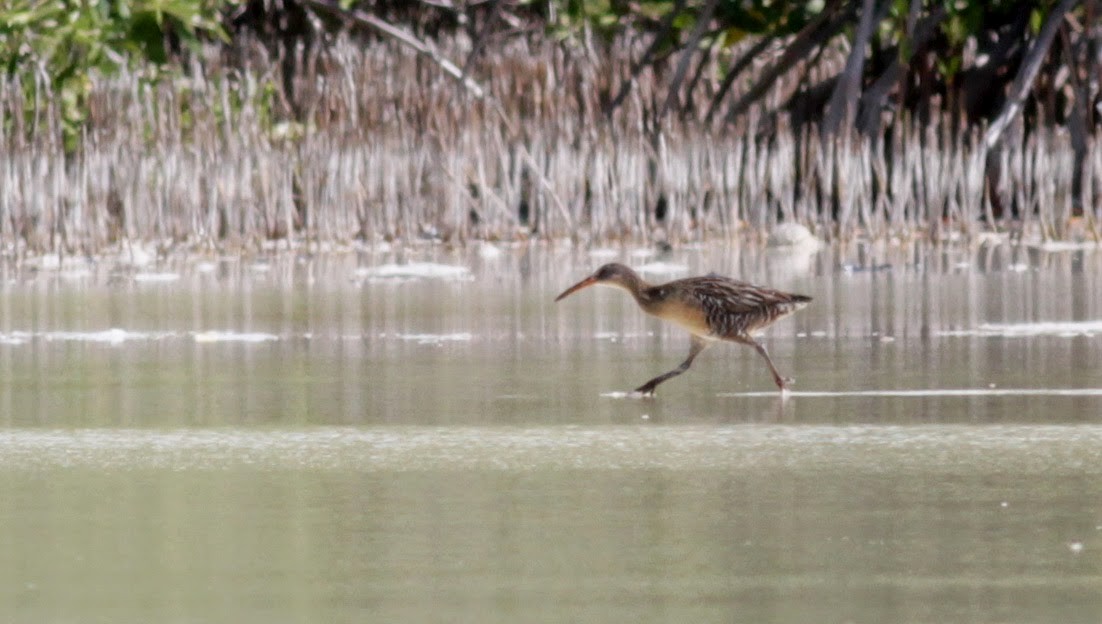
<box><xmin>767</xmin><ymin>222</ymin><xmax>821</xmax><ymax>248</ymax></box>
<box><xmin>636</xmin><ymin>262</ymin><xmax>689</xmax><ymax>275</ymax></box>
<box><xmin>59</xmin><ymin>269</ymin><xmax>93</xmax><ymax>280</ymax></box>
<box><xmin>477</xmin><ymin>243</ymin><xmax>503</xmax><ymax>259</ymax></box>
<box><xmin>43</xmin><ymin>329</ymin><xmax>169</xmax><ymax>344</ymax></box>
<box><xmin>722</xmin><ymin>388</ymin><xmax>1102</xmax><ymax>398</ymax></box>
<box><xmin>113</xmin><ymin>244</ymin><xmax>157</xmax><ymax>267</ymax></box>
<box><xmin>393</xmin><ymin>332</ymin><xmax>472</xmax><ymax>345</ymax></box>
<box><xmin>357</xmin><ymin>262</ymin><xmax>471</xmax><ymax>279</ymax></box>
<box><xmin>588</xmin><ymin>248</ymin><xmax>619</xmax><ymax>259</ymax></box>
<box><xmin>594</xmin><ymin>331</ymin><xmax>652</xmax><ymax>341</ymax></box>
<box><xmin>193</xmin><ymin>331</ymin><xmax>279</xmax><ymax>343</ymax></box>
<box><xmin>939</xmin><ymin>321</ymin><xmax>1102</xmax><ymax>338</ymax></box>
<box><xmin>600</xmin><ymin>391</ymin><xmax>651</xmax><ymax>399</ymax></box>
<box><xmin>133</xmin><ymin>272</ymin><xmax>181</xmax><ymax>283</ymax></box>
<box><xmin>25</xmin><ymin>254</ymin><xmax>91</xmax><ymax>271</ymax></box>
<box><xmin>0</xmin><ymin>332</ymin><xmax>31</xmax><ymax>345</ymax></box>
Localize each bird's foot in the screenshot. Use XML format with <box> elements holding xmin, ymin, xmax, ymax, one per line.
<box><xmin>633</xmin><ymin>382</ymin><xmax>658</xmax><ymax>397</ymax></box>
<box><xmin>775</xmin><ymin>376</ymin><xmax>794</xmax><ymax>392</ymax></box>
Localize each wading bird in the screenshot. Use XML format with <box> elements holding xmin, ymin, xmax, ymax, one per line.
<box><xmin>555</xmin><ymin>263</ymin><xmax>811</xmax><ymax>395</ymax></box>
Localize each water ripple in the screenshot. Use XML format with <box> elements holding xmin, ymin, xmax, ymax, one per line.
<box><xmin>0</xmin><ymin>425</ymin><xmax>1099</xmax><ymax>473</ymax></box>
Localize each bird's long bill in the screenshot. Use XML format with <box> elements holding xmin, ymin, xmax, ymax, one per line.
<box><xmin>554</xmin><ymin>275</ymin><xmax>598</xmax><ymax>302</ymax></box>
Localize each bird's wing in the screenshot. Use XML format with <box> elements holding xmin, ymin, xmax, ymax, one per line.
<box><xmin>673</xmin><ymin>276</ymin><xmax>778</xmax><ymax>310</ymax></box>
<box><xmin>674</xmin><ymin>276</ymin><xmax>805</xmax><ymax>337</ymax></box>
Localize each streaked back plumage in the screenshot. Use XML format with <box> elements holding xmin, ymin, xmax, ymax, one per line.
<box><xmin>655</xmin><ymin>275</ymin><xmax>811</xmax><ymax>339</ymax></box>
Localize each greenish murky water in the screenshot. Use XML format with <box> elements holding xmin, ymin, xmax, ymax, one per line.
<box><xmin>0</xmin><ymin>240</ymin><xmax>1099</xmax><ymax>622</ymax></box>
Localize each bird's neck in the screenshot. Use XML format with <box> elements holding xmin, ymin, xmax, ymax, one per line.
<box><xmin>615</xmin><ymin>271</ymin><xmax>655</xmax><ymax>306</ymax></box>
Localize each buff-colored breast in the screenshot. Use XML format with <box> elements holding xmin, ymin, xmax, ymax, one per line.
<box><xmin>645</xmin><ymin>296</ymin><xmax>714</xmax><ymax>338</ymax></box>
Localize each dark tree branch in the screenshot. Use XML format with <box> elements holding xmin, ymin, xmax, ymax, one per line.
<box><xmin>704</xmin><ymin>36</ymin><xmax>772</xmax><ymax>124</ymax></box>
<box><xmin>606</xmin><ymin>0</ymin><xmax>687</xmax><ymax>114</ymax></box>
<box><xmin>659</xmin><ymin>0</ymin><xmax>719</xmax><ymax>119</ymax></box>
<box><xmin>723</xmin><ymin>0</ymin><xmax>853</xmax><ymax>124</ymax></box>
<box><xmin>681</xmin><ymin>30</ymin><xmax>719</xmax><ymax>115</ymax></box>
<box><xmin>460</xmin><ymin>0</ymin><xmax>503</xmax><ymax>79</ymax></box>
<box><xmin>984</xmin><ymin>0</ymin><xmax>1082</xmax><ymax>150</ymax></box>
<box><xmin>302</xmin><ymin>0</ymin><xmax>486</xmax><ymax>98</ymax></box>
<box><xmin>856</xmin><ymin>4</ymin><xmax>946</xmax><ymax>135</ymax></box>
<box><xmin>822</xmin><ymin>0</ymin><xmax>883</xmax><ymax>135</ymax></box>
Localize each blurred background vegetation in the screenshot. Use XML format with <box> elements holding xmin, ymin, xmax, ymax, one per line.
<box><xmin>4</xmin><ymin>0</ymin><xmax>1097</xmax><ymax>141</ymax></box>
<box><xmin>1</xmin><ymin>0</ymin><xmax>1099</xmax><ymax>248</ymax></box>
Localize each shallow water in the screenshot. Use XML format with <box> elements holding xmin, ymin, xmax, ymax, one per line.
<box><xmin>0</xmin><ymin>240</ymin><xmax>1100</xmax><ymax>622</ymax></box>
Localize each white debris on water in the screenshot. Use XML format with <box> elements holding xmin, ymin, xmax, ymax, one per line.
<box><xmin>588</xmin><ymin>248</ymin><xmax>619</xmax><ymax>260</ymax></box>
<box><xmin>392</xmin><ymin>332</ymin><xmax>472</xmax><ymax>345</ymax></box>
<box><xmin>594</xmin><ymin>331</ymin><xmax>652</xmax><ymax>342</ymax></box>
<box><xmin>0</xmin><ymin>329</ymin><xmax>286</xmax><ymax>346</ymax></box>
<box><xmin>1068</xmin><ymin>542</ymin><xmax>1084</xmax><ymax>555</ymax></box>
<box><xmin>974</xmin><ymin>231</ymin><xmax>1008</xmax><ymax>246</ymax></box>
<box><xmin>193</xmin><ymin>331</ymin><xmax>280</xmax><ymax>343</ymax></box>
<box><xmin>767</xmin><ymin>222</ymin><xmax>822</xmax><ymax>249</ymax></box>
<box><xmin>477</xmin><ymin>243</ymin><xmax>503</xmax><ymax>259</ymax></box>
<box><xmin>939</xmin><ymin>321</ymin><xmax>1102</xmax><ymax>338</ymax></box>
<box><xmin>59</xmin><ymin>268</ymin><xmax>93</xmax><ymax>280</ymax></box>
<box><xmin>113</xmin><ymin>244</ymin><xmax>158</xmax><ymax>267</ymax></box>
<box><xmin>600</xmin><ymin>391</ymin><xmax>651</xmax><ymax>400</ymax></box>
<box><xmin>0</xmin><ymin>332</ymin><xmax>31</xmax><ymax>345</ymax></box>
<box><xmin>356</xmin><ymin>262</ymin><xmax>471</xmax><ymax>280</ymax></box>
<box><xmin>43</xmin><ymin>329</ymin><xmax>171</xmax><ymax>344</ymax></box>
<box><xmin>133</xmin><ymin>272</ymin><xmax>181</xmax><ymax>283</ymax></box>
<box><xmin>636</xmin><ymin>262</ymin><xmax>688</xmax><ymax>275</ymax></box>
<box><xmin>24</xmin><ymin>254</ymin><xmax>92</xmax><ymax>271</ymax></box>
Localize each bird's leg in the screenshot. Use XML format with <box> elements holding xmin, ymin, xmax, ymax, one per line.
<box><xmin>746</xmin><ymin>337</ymin><xmax>791</xmax><ymax>391</ymax></box>
<box><xmin>635</xmin><ymin>336</ymin><xmax>709</xmax><ymax>395</ymax></box>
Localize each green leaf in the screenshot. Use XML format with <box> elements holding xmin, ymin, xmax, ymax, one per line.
<box><xmin>1029</xmin><ymin>7</ymin><xmax>1043</xmax><ymax>34</ymax></box>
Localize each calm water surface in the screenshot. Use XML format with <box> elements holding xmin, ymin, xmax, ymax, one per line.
<box><xmin>0</xmin><ymin>241</ymin><xmax>1100</xmax><ymax>623</ymax></box>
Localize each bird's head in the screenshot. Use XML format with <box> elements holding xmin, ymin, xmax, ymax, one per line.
<box><xmin>554</xmin><ymin>263</ymin><xmax>642</xmax><ymax>302</ymax></box>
